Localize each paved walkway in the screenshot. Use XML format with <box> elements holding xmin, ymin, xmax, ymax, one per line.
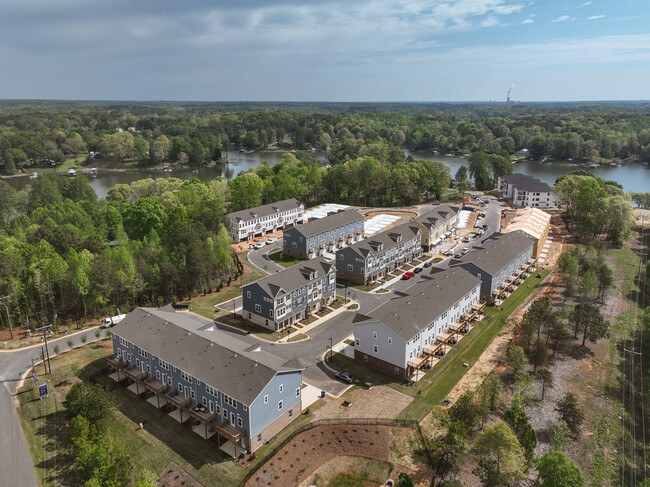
<box><xmin>277</xmin><ymin>301</ymin><xmax>358</xmax><ymax>343</ymax></box>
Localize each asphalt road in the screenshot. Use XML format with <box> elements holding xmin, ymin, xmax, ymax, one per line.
<box><xmin>0</xmin><ymin>329</ymin><xmax>104</xmax><ymax>487</ymax></box>
<box><xmin>247</xmin><ymin>243</ymin><xmax>285</xmax><ymax>274</ymax></box>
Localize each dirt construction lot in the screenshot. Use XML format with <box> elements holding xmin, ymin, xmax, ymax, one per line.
<box><xmin>313</xmin><ymin>385</ymin><xmax>413</xmax><ymax>421</ymax></box>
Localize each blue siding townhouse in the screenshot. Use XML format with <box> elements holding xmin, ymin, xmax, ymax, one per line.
<box><xmin>449</xmin><ymin>232</ymin><xmax>535</xmax><ymax>303</ymax></box>
<box><xmin>335</xmin><ymin>222</ymin><xmax>422</xmax><ymax>285</ymax></box>
<box><xmin>241</xmin><ymin>257</ymin><xmax>336</xmax><ymax>330</ymax></box>
<box><xmin>108</xmin><ymin>306</ymin><xmax>303</xmax><ymax>456</ymax></box>
<box><xmin>283</xmin><ymin>209</ymin><xmax>364</xmax><ymax>259</ymax></box>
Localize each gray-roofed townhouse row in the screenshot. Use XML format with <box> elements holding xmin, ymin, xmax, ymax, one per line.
<box><xmin>109</xmin><ymin>306</ymin><xmax>303</xmax><ymax>455</ymax></box>
<box><xmin>410</xmin><ymin>204</ymin><xmax>460</xmax><ymax>251</ymax></box>
<box><xmin>449</xmin><ymin>232</ymin><xmax>535</xmax><ymax>302</ymax></box>
<box><xmin>283</xmin><ymin>209</ymin><xmax>364</xmax><ymax>259</ymax></box>
<box><xmin>353</xmin><ymin>268</ymin><xmax>481</xmax><ymax>379</ymax></box>
<box><xmin>228</xmin><ymin>198</ymin><xmax>304</xmax><ymax>242</ymax></box>
<box><xmin>241</xmin><ymin>257</ymin><xmax>336</xmax><ymax>331</ymax></box>
<box><xmin>335</xmin><ymin>222</ymin><xmax>422</xmax><ymax>285</ymax></box>
<box><xmin>497</xmin><ymin>174</ymin><xmax>555</xmax><ymax>208</ymax></box>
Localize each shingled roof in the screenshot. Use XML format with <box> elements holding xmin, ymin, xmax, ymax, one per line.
<box><xmin>413</xmin><ymin>204</ymin><xmax>459</xmax><ymax>230</ymax></box>
<box><xmin>243</xmin><ymin>257</ymin><xmax>334</xmax><ymax>298</ymax></box>
<box><xmin>228</xmin><ymin>198</ymin><xmax>302</xmax><ymax>223</ymax></box>
<box><xmin>450</xmin><ymin>232</ymin><xmax>534</xmax><ymax>276</ymax></box>
<box><xmin>353</xmin><ymin>268</ymin><xmax>481</xmax><ymax>342</ymax></box>
<box><xmin>344</xmin><ymin>222</ymin><xmax>421</xmax><ymax>258</ymax></box>
<box><xmin>289</xmin><ymin>209</ymin><xmax>363</xmax><ymax>238</ymax></box>
<box><xmin>499</xmin><ymin>174</ymin><xmax>551</xmax><ymax>193</ymax></box>
<box><xmin>112</xmin><ymin>307</ymin><xmax>302</xmax><ymax>405</ymax></box>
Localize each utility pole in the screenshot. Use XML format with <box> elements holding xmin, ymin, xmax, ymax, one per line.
<box><xmin>1</xmin><ymin>295</ymin><xmax>14</xmax><ymax>339</ymax></box>
<box><xmin>34</xmin><ymin>324</ymin><xmax>53</xmax><ymax>375</ymax></box>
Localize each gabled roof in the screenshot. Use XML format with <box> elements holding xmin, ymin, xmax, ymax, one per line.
<box><xmin>353</xmin><ymin>268</ymin><xmax>481</xmax><ymax>342</ymax></box>
<box><xmin>499</xmin><ymin>173</ymin><xmax>551</xmax><ymax>193</ymax></box>
<box><xmin>450</xmin><ymin>232</ymin><xmax>534</xmax><ymax>276</ymax></box>
<box><xmin>414</xmin><ymin>205</ymin><xmax>460</xmax><ymax>230</ymax></box>
<box><xmin>111</xmin><ymin>307</ymin><xmax>302</xmax><ymax>405</ymax></box>
<box><xmin>288</xmin><ymin>209</ymin><xmax>363</xmax><ymax>238</ymax></box>
<box><xmin>243</xmin><ymin>257</ymin><xmax>334</xmax><ymax>297</ymax></box>
<box><xmin>340</xmin><ymin>222</ymin><xmax>421</xmax><ymax>259</ymax></box>
<box><xmin>502</xmin><ymin>208</ymin><xmax>551</xmax><ymax>240</ymax></box>
<box><xmin>228</xmin><ymin>198</ymin><xmax>303</xmax><ymax>223</ymax></box>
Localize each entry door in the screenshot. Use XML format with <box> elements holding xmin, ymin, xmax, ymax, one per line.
<box><xmin>184</xmin><ymin>385</ymin><xmax>189</xmax><ymax>398</ymax></box>
<box><xmin>230</xmin><ymin>412</ymin><xmax>236</xmax><ymax>426</ymax></box>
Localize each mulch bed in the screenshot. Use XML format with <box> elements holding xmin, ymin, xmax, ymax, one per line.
<box><xmin>158</xmin><ymin>462</ymin><xmax>204</xmax><ymax>487</ymax></box>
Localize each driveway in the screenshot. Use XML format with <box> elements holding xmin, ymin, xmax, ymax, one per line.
<box><xmin>0</xmin><ymin>329</ymin><xmax>105</xmax><ymax>487</ymax></box>
<box><xmin>247</xmin><ymin>244</ymin><xmax>284</xmax><ymax>274</ymax></box>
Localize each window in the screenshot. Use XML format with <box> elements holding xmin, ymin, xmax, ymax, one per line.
<box><xmin>167</xmin><ymin>376</ymin><xmax>172</xmax><ymax>386</ymax></box>
<box><xmin>158</xmin><ymin>358</ymin><xmax>170</xmax><ymax>370</ymax></box>
<box><xmin>258</xmin><ymin>434</ymin><xmax>262</xmax><ymax>442</ymax></box>
<box><xmin>296</xmin><ymin>387</ymin><xmax>301</xmax><ymax>397</ymax></box>
<box><xmin>117</xmin><ymin>349</ymin><xmax>122</xmax><ymax>358</ymax></box>
<box><xmin>269</xmin><ymin>309</ymin><xmax>273</xmax><ymax>317</ymax></box>
<box><xmin>289</xmin><ymin>409</ymin><xmax>293</xmax><ymax>417</ymax></box>
<box><xmin>216</xmin><ymin>405</ymin><xmax>221</xmax><ymax>414</ymax></box>
<box><xmin>373</xmin><ymin>332</ymin><xmax>377</xmax><ymax>339</ymax></box>
<box><xmin>264</xmin><ymin>395</ymin><xmax>268</xmax><ymax>404</ymax></box>
<box><xmin>138</xmin><ymin>347</ymin><xmax>149</xmax><ymax>359</ymax></box>
<box><xmin>339</xmin><ymin>254</ymin><xmax>344</xmax><ymax>260</ymax></box>
<box><xmin>146</xmin><ymin>364</ymin><xmax>150</xmax><ymax>373</ymax></box>
<box><xmin>355</xmin><ymin>338</ymin><xmax>360</xmax><ymax>346</ymax></box>
<box><xmin>279</xmin><ymin>384</ymin><xmax>283</xmax><ymax>393</ymax></box>
<box><xmin>206</xmin><ymin>384</ymin><xmax>219</xmax><ymax>397</ymax></box>
<box><xmin>136</xmin><ymin>359</ymin><xmax>141</xmax><ymax>368</ymax></box>
<box><xmin>190</xmin><ymin>389</ymin><xmax>195</xmax><ymax>400</ymax></box>
<box><xmin>202</xmin><ymin>397</ymin><xmax>207</xmax><ymax>407</ymax></box>
<box><xmin>247</xmin><ymin>291</ymin><xmax>251</xmax><ymax>298</ymax></box>
<box><xmin>394</xmin><ymin>367</ymin><xmax>400</xmax><ymax>374</ymax></box>
<box><xmin>278</xmin><ymin>400</ymin><xmax>283</xmax><ymax>410</ymax></box>
<box><xmin>347</xmin><ymin>264</ymin><xmax>353</xmax><ymax>271</ymax></box>
<box><xmin>243</xmin><ymin>405</ymin><xmax>248</xmax><ymax>412</ymax></box>
<box><xmin>223</xmin><ymin>408</ymin><xmax>227</xmax><ymax>418</ymax></box>
<box><xmin>237</xmin><ymin>416</ymin><xmax>243</xmax><ymax>427</ymax></box>
<box><xmin>373</xmin><ymin>345</ymin><xmax>378</xmax><ymax>353</ymax></box>
<box><xmin>388</xmin><ymin>337</ymin><xmax>392</xmax><ymax>344</ymax></box>
<box><xmin>156</xmin><ymin>370</ymin><xmax>160</xmax><ymax>379</ymax></box>
<box><xmin>180</xmin><ymin>370</ymin><xmax>193</xmax><ymax>383</ymax></box>
<box><xmin>363</xmin><ymin>354</ymin><xmax>368</xmax><ymax>362</ymax></box>
<box><xmin>178</xmin><ymin>383</ymin><xmax>182</xmax><ymax>393</ymax></box>
<box><xmin>292</xmin><ymin>242</ymin><xmax>297</xmax><ymax>248</ymax></box>
<box><xmin>209</xmin><ymin>400</ymin><xmax>214</xmax><ymax>413</ymax></box>
<box><xmin>223</xmin><ymin>393</ymin><xmax>237</xmax><ymax>408</ymax></box>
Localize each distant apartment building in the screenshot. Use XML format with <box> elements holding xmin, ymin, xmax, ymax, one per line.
<box><xmin>228</xmin><ymin>198</ymin><xmax>304</xmax><ymax>242</ymax></box>
<box><xmin>241</xmin><ymin>257</ymin><xmax>336</xmax><ymax>331</ymax></box>
<box><xmin>283</xmin><ymin>209</ymin><xmax>364</xmax><ymax>260</ymax></box>
<box><xmin>411</xmin><ymin>205</ymin><xmax>460</xmax><ymax>251</ymax></box>
<box><xmin>450</xmin><ymin>232</ymin><xmax>535</xmax><ymax>302</ymax></box>
<box><xmin>335</xmin><ymin>223</ymin><xmax>422</xmax><ymax>285</ymax></box>
<box><xmin>353</xmin><ymin>268</ymin><xmax>481</xmax><ymax>379</ymax></box>
<box><xmin>497</xmin><ymin>174</ymin><xmax>555</xmax><ymax>208</ymax></box>
<box><xmin>109</xmin><ymin>306</ymin><xmax>303</xmax><ymax>456</ymax></box>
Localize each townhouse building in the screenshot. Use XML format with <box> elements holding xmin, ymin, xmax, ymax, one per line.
<box><xmin>411</xmin><ymin>205</ymin><xmax>460</xmax><ymax>251</ymax></box>
<box><xmin>283</xmin><ymin>209</ymin><xmax>364</xmax><ymax>259</ymax></box>
<box><xmin>497</xmin><ymin>174</ymin><xmax>555</xmax><ymax>208</ymax></box>
<box><xmin>450</xmin><ymin>232</ymin><xmax>535</xmax><ymax>302</ymax></box>
<box><xmin>335</xmin><ymin>223</ymin><xmax>422</xmax><ymax>285</ymax></box>
<box><xmin>241</xmin><ymin>257</ymin><xmax>336</xmax><ymax>331</ymax></box>
<box><xmin>228</xmin><ymin>198</ymin><xmax>304</xmax><ymax>242</ymax></box>
<box><xmin>353</xmin><ymin>268</ymin><xmax>481</xmax><ymax>379</ymax></box>
<box><xmin>109</xmin><ymin>306</ymin><xmax>303</xmax><ymax>456</ymax></box>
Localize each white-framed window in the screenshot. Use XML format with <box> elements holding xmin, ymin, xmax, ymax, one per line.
<box><xmin>394</xmin><ymin>367</ymin><xmax>400</xmax><ymax>374</ymax></box>
<box><xmin>292</xmin><ymin>242</ymin><xmax>297</xmax><ymax>248</ymax></box>
<box><xmin>156</xmin><ymin>370</ymin><xmax>161</xmax><ymax>379</ymax></box>
<box><xmin>167</xmin><ymin>376</ymin><xmax>172</xmax><ymax>386</ymax></box>
<box><xmin>289</xmin><ymin>409</ymin><xmax>293</xmax><ymax>417</ymax></box>
<box><xmin>202</xmin><ymin>397</ymin><xmax>207</xmax><ymax>407</ymax></box>
<box><xmin>223</xmin><ymin>394</ymin><xmax>237</xmax><ymax>408</ymax></box>
<box><xmin>180</xmin><ymin>370</ymin><xmax>193</xmax><ymax>383</ymax></box>
<box><xmin>178</xmin><ymin>383</ymin><xmax>182</xmax><ymax>393</ymax></box>
<box><xmin>373</xmin><ymin>332</ymin><xmax>377</xmax><ymax>339</ymax></box>
<box><xmin>243</xmin><ymin>405</ymin><xmax>248</xmax><ymax>412</ymax></box>
<box><xmin>237</xmin><ymin>417</ymin><xmax>243</xmax><ymax>427</ymax></box>
<box><xmin>126</xmin><ymin>353</ymin><xmax>131</xmax><ymax>363</ymax></box>
<box><xmin>190</xmin><ymin>389</ymin><xmax>195</xmax><ymax>400</ymax></box>
<box><xmin>339</xmin><ymin>254</ymin><xmax>344</xmax><ymax>260</ymax></box>
<box><xmin>255</xmin><ymin>304</ymin><xmax>261</xmax><ymax>313</ymax></box>
<box><xmin>363</xmin><ymin>354</ymin><xmax>368</xmax><ymax>362</ymax></box>
<box><xmin>347</xmin><ymin>264</ymin><xmax>353</xmax><ymax>271</ymax></box>
<box><xmin>373</xmin><ymin>345</ymin><xmax>378</xmax><ymax>353</ymax></box>
<box><xmin>216</xmin><ymin>404</ymin><xmax>221</xmax><ymax>414</ymax></box>
<box><xmin>138</xmin><ymin>347</ymin><xmax>149</xmax><ymax>359</ymax></box>
<box><xmin>279</xmin><ymin>384</ymin><xmax>283</xmax><ymax>393</ymax></box>
<box><xmin>278</xmin><ymin>400</ymin><xmax>283</xmax><ymax>411</ymax></box>
<box><xmin>355</xmin><ymin>338</ymin><xmax>360</xmax><ymax>346</ymax></box>
<box><xmin>146</xmin><ymin>364</ymin><xmax>150</xmax><ymax>373</ymax></box>
<box><xmin>296</xmin><ymin>387</ymin><xmax>301</xmax><ymax>397</ymax></box>
<box><xmin>264</xmin><ymin>395</ymin><xmax>268</xmax><ymax>404</ymax></box>
<box><xmin>258</xmin><ymin>434</ymin><xmax>262</xmax><ymax>442</ymax></box>
<box><xmin>136</xmin><ymin>359</ymin><xmax>141</xmax><ymax>368</ymax></box>
<box><xmin>209</xmin><ymin>401</ymin><xmax>214</xmax><ymax>413</ymax></box>
<box><xmin>117</xmin><ymin>349</ymin><xmax>122</xmax><ymax>358</ymax></box>
<box><xmin>388</xmin><ymin>337</ymin><xmax>392</xmax><ymax>344</ymax></box>
<box><xmin>247</xmin><ymin>291</ymin><xmax>251</xmax><ymax>298</ymax></box>
<box><xmin>158</xmin><ymin>358</ymin><xmax>170</xmax><ymax>370</ymax></box>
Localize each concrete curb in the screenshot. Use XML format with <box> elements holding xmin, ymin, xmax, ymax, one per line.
<box><xmin>0</xmin><ymin>325</ymin><xmax>103</xmax><ymax>353</ymax></box>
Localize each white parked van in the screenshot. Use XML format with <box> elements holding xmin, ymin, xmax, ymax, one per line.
<box><xmin>102</xmin><ymin>314</ymin><xmax>126</xmax><ymax>327</ymax></box>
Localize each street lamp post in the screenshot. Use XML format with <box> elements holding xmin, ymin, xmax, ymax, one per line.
<box><xmin>329</xmin><ymin>337</ymin><xmax>333</xmax><ymax>362</ymax></box>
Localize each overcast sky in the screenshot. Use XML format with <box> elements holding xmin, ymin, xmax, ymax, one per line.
<box><xmin>1</xmin><ymin>0</ymin><xmax>649</xmax><ymax>102</ymax></box>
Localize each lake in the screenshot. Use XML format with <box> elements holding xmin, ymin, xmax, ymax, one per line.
<box><xmin>3</xmin><ymin>149</ymin><xmax>649</xmax><ymax>199</ymax></box>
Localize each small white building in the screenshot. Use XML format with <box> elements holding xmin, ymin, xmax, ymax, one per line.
<box><xmin>497</xmin><ymin>174</ymin><xmax>555</xmax><ymax>208</ymax></box>
<box><xmin>228</xmin><ymin>199</ymin><xmax>304</xmax><ymax>243</ymax></box>
<box><xmin>353</xmin><ymin>268</ymin><xmax>481</xmax><ymax>379</ymax></box>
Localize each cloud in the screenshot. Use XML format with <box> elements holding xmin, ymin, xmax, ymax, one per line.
<box><xmin>587</xmin><ymin>15</ymin><xmax>605</xmax><ymax>20</ymax></box>
<box><xmin>552</xmin><ymin>15</ymin><xmax>571</xmax><ymax>22</ymax></box>
<box><xmin>522</xmin><ymin>18</ymin><xmax>533</xmax><ymax>24</ymax></box>
<box><xmin>576</xmin><ymin>1</ymin><xmax>592</xmax><ymax>7</ymax></box>
<box><xmin>480</xmin><ymin>15</ymin><xmax>500</xmax><ymax>27</ymax></box>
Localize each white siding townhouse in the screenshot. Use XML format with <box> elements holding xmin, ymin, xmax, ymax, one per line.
<box><xmin>497</xmin><ymin>174</ymin><xmax>555</xmax><ymax>208</ymax></box>
<box><xmin>353</xmin><ymin>268</ymin><xmax>481</xmax><ymax>379</ymax></box>
<box><xmin>335</xmin><ymin>223</ymin><xmax>422</xmax><ymax>285</ymax></box>
<box><xmin>109</xmin><ymin>306</ymin><xmax>303</xmax><ymax>456</ymax></box>
<box><xmin>228</xmin><ymin>198</ymin><xmax>304</xmax><ymax>242</ymax></box>
<box><xmin>242</xmin><ymin>257</ymin><xmax>337</xmax><ymax>331</ymax></box>
<box><xmin>411</xmin><ymin>204</ymin><xmax>460</xmax><ymax>252</ymax></box>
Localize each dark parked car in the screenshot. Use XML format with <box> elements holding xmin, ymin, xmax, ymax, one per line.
<box><xmin>413</xmin><ymin>267</ymin><xmax>423</xmax><ymax>274</ymax></box>
<box><xmin>423</xmin><ymin>261</ymin><xmax>432</xmax><ymax>268</ymax></box>
<box><xmin>335</xmin><ymin>371</ymin><xmax>355</xmax><ymax>384</ymax></box>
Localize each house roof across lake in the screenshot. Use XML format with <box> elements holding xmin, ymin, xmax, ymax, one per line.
<box><xmin>499</xmin><ymin>174</ymin><xmax>551</xmax><ymax>193</ymax></box>
<box><xmin>228</xmin><ymin>198</ymin><xmax>303</xmax><ymax>223</ymax></box>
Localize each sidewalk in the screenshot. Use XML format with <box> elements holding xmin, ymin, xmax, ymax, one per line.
<box><xmin>0</xmin><ymin>324</ymin><xmax>103</xmax><ymax>353</ymax></box>
<box><xmin>277</xmin><ymin>301</ymin><xmax>358</xmax><ymax>343</ymax></box>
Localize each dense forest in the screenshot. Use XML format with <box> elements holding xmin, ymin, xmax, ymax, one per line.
<box><xmin>1</xmin><ymin>102</ymin><xmax>650</xmax><ymax>177</ymax></box>
<box><xmin>0</xmin><ymin>175</ymin><xmax>235</xmax><ymax>329</ymax></box>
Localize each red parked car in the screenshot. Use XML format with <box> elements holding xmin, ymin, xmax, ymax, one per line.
<box><xmin>402</xmin><ymin>271</ymin><xmax>415</xmax><ymax>280</ymax></box>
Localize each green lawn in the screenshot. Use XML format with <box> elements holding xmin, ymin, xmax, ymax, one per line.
<box><xmin>267</xmin><ymin>250</ymin><xmax>301</xmax><ymax>268</ymax></box>
<box><xmin>17</xmin><ymin>338</ymin><xmax>327</xmax><ymax>487</ymax></box>
<box><xmin>336</xmin><ymin>278</ymin><xmax>380</xmax><ymax>293</ymax></box>
<box><xmin>287</xmin><ymin>333</ymin><xmax>308</xmax><ymax>342</ymax></box>
<box><xmin>214</xmin><ymin>310</ymin><xmax>284</xmax><ymax>342</ymax></box>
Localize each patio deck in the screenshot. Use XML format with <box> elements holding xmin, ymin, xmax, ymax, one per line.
<box><xmin>168</xmin><ymin>407</ymin><xmax>191</xmax><ymax>423</ymax></box>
